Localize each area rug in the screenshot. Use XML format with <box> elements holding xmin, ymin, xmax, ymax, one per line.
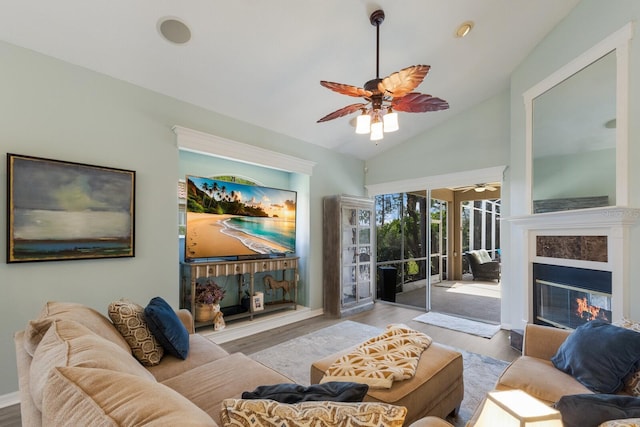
<box><xmin>413</xmin><ymin>311</ymin><xmax>501</xmax><ymax>339</ymax></box>
<box><xmin>248</xmin><ymin>320</ymin><xmax>508</xmax><ymax>427</ymax></box>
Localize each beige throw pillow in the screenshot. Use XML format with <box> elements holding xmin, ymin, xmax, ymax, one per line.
<box><xmin>30</xmin><ymin>319</ymin><xmax>155</xmax><ymax>412</ymax></box>
<box><xmin>220</xmin><ymin>399</ymin><xmax>407</xmax><ymax>427</ymax></box>
<box><xmin>43</xmin><ymin>366</ymin><xmax>216</xmax><ymax>426</ymax></box>
<box><xmin>599</xmin><ymin>419</ymin><xmax>640</xmax><ymax>427</ymax></box>
<box><xmin>108</xmin><ymin>299</ymin><xmax>164</xmax><ymax>366</ymax></box>
<box><xmin>24</xmin><ymin>301</ymin><xmax>130</xmax><ymax>356</ymax></box>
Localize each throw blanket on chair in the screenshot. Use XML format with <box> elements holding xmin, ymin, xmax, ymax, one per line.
<box><xmin>320</xmin><ymin>324</ymin><xmax>432</xmax><ymax>389</ymax></box>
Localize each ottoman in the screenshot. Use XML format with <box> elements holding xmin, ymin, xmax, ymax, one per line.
<box><xmin>310</xmin><ymin>343</ymin><xmax>464</xmax><ymax>425</ymax></box>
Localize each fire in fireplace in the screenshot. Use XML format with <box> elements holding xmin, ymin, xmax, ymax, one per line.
<box><xmin>533</xmin><ymin>263</ymin><xmax>612</xmax><ymax>330</ymax></box>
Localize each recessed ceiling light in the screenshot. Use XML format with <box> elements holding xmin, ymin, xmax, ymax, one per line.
<box><xmin>158</xmin><ymin>17</ymin><xmax>191</xmax><ymax>44</ymax></box>
<box><xmin>455</xmin><ymin>21</ymin><xmax>474</xmax><ymax>38</ymax></box>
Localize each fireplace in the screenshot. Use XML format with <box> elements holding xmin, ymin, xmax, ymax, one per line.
<box><xmin>533</xmin><ymin>263</ymin><xmax>612</xmax><ymax>329</ymax></box>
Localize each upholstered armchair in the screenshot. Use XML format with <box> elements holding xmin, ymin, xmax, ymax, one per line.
<box><xmin>465</xmin><ymin>250</ymin><xmax>500</xmax><ymax>281</ymax></box>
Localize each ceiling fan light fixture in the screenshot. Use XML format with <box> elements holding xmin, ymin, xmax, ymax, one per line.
<box><xmin>383</xmin><ymin>108</ymin><xmax>399</xmax><ymax>132</ymax></box>
<box><xmin>355</xmin><ymin>111</ymin><xmax>372</xmax><ymax>134</ymax></box>
<box><xmin>474</xmin><ymin>186</ymin><xmax>487</xmax><ymax>192</ymax></box>
<box><xmin>317</xmin><ymin>9</ymin><xmax>449</xmax><ymax>145</ymax></box>
<box><xmin>370</xmin><ymin>117</ymin><xmax>384</xmax><ymax>141</ymax></box>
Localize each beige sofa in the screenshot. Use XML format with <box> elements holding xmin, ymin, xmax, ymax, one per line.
<box><xmin>15</xmin><ymin>301</ymin><xmax>453</xmax><ymax>426</ymax></box>
<box><xmin>467</xmin><ymin>323</ymin><xmax>635</xmax><ymax>425</ymax></box>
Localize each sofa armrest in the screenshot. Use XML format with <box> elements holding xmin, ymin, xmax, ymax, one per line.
<box><xmin>175</xmin><ymin>309</ymin><xmax>195</xmax><ymax>334</ymax></box>
<box><xmin>522</xmin><ymin>323</ymin><xmax>571</xmax><ymax>360</ymax></box>
<box><xmin>407</xmin><ymin>416</ymin><xmax>454</xmax><ymax>427</ymax></box>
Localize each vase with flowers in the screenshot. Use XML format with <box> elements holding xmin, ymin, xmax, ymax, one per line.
<box><xmin>194</xmin><ymin>279</ymin><xmax>226</xmax><ymax>322</ymax></box>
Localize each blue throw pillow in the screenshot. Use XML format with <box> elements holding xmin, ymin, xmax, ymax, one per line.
<box><xmin>242</xmin><ymin>382</ymin><xmax>369</xmax><ymax>404</ymax></box>
<box><xmin>144</xmin><ymin>297</ymin><xmax>189</xmax><ymax>359</ymax></box>
<box><xmin>555</xmin><ymin>394</ymin><xmax>640</xmax><ymax>427</ymax></box>
<box><xmin>551</xmin><ymin>321</ymin><xmax>640</xmax><ymax>393</ymax></box>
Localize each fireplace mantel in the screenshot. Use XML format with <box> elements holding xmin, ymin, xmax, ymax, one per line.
<box><xmin>505</xmin><ymin>207</ymin><xmax>640</xmax><ymax>230</ymax></box>
<box><xmin>504</xmin><ymin>206</ymin><xmax>640</xmax><ymax>327</ymax></box>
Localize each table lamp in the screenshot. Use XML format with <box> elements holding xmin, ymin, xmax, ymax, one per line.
<box><xmin>475</xmin><ymin>390</ymin><xmax>563</xmax><ymax>427</ymax></box>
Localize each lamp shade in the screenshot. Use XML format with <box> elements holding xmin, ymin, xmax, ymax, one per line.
<box><xmin>383</xmin><ymin>110</ymin><xmax>399</xmax><ymax>132</ymax></box>
<box><xmin>355</xmin><ymin>112</ymin><xmax>371</xmax><ymax>134</ymax></box>
<box><xmin>475</xmin><ymin>390</ymin><xmax>562</xmax><ymax>427</ymax></box>
<box><xmin>370</xmin><ymin>119</ymin><xmax>384</xmax><ymax>141</ymax></box>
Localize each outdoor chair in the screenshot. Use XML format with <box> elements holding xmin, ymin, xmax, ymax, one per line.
<box><xmin>465</xmin><ymin>249</ymin><xmax>501</xmax><ymax>281</ymax></box>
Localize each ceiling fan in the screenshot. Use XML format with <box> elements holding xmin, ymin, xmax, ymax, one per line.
<box><xmin>458</xmin><ymin>183</ymin><xmax>499</xmax><ymax>193</ymax></box>
<box><xmin>317</xmin><ymin>9</ymin><xmax>449</xmax><ymax>142</ymax></box>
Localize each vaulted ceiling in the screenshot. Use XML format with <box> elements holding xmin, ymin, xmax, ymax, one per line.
<box><xmin>0</xmin><ymin>0</ymin><xmax>580</xmax><ymax>160</ymax></box>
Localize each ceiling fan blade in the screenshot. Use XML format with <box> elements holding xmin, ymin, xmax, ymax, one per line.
<box><xmin>391</xmin><ymin>93</ymin><xmax>449</xmax><ymax>113</ymax></box>
<box><xmin>485</xmin><ymin>185</ymin><xmax>497</xmax><ymax>191</ymax></box>
<box><xmin>317</xmin><ymin>103</ymin><xmax>369</xmax><ymax>123</ymax></box>
<box><xmin>320</xmin><ymin>81</ymin><xmax>372</xmax><ymax>98</ymax></box>
<box><xmin>378</xmin><ymin>65</ymin><xmax>430</xmax><ymax>98</ymax></box>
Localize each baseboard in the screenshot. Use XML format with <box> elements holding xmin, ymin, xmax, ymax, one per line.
<box><xmin>201</xmin><ymin>306</ymin><xmax>324</xmax><ymax>344</ymax></box>
<box><xmin>0</xmin><ymin>391</ymin><xmax>19</xmax><ymax>409</ymax></box>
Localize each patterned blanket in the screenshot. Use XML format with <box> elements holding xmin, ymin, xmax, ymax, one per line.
<box><xmin>320</xmin><ymin>324</ymin><xmax>432</xmax><ymax>389</ymax></box>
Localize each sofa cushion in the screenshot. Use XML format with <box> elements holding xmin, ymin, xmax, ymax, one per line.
<box><xmin>30</xmin><ymin>319</ymin><xmax>155</xmax><ymax>412</ymax></box>
<box><xmin>161</xmin><ymin>352</ymin><xmax>292</xmax><ymax>423</ymax></box>
<box><xmin>108</xmin><ymin>299</ymin><xmax>164</xmax><ymax>366</ymax></box>
<box><xmin>220</xmin><ymin>399</ymin><xmax>407</xmax><ymax>427</ymax></box>
<box><xmin>25</xmin><ymin>301</ymin><xmax>130</xmax><ymax>356</ymax></box>
<box><xmin>147</xmin><ymin>333</ymin><xmax>230</xmax><ymax>382</ymax></box>
<box><xmin>144</xmin><ymin>296</ymin><xmax>189</xmax><ymax>359</ymax></box>
<box><xmin>496</xmin><ymin>355</ymin><xmax>592</xmax><ymax>404</ymax></box>
<box><xmin>551</xmin><ymin>321</ymin><xmax>640</xmax><ymax>393</ymax></box>
<box><xmin>242</xmin><ymin>382</ymin><xmax>369</xmax><ymax>403</ymax></box>
<box><xmin>555</xmin><ymin>394</ymin><xmax>640</xmax><ymax>427</ymax></box>
<box><xmin>43</xmin><ymin>366</ymin><xmax>217</xmax><ymax>426</ymax></box>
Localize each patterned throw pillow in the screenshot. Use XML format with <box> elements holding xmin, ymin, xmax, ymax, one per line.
<box><xmin>614</xmin><ymin>318</ymin><xmax>640</xmax><ymax>396</ymax></box>
<box><xmin>108</xmin><ymin>299</ymin><xmax>164</xmax><ymax>366</ymax></box>
<box><xmin>599</xmin><ymin>419</ymin><xmax>640</xmax><ymax>427</ymax></box>
<box><xmin>219</xmin><ymin>399</ymin><xmax>406</xmax><ymax>427</ymax></box>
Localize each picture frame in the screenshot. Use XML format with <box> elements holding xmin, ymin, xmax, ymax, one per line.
<box><xmin>6</xmin><ymin>153</ymin><xmax>135</xmax><ymax>263</ymax></box>
<box><xmin>251</xmin><ymin>292</ymin><xmax>264</xmax><ymax>312</ymax></box>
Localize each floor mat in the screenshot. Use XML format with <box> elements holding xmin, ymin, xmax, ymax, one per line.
<box><xmin>413</xmin><ymin>311</ymin><xmax>501</xmax><ymax>338</ymax></box>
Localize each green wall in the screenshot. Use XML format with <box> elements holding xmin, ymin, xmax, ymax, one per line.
<box><xmin>0</xmin><ymin>40</ymin><xmax>365</xmax><ymax>396</ymax></box>
<box><xmin>365</xmin><ymin>89</ymin><xmax>510</xmax><ymax>185</ymax></box>
<box><xmin>506</xmin><ymin>0</ymin><xmax>640</xmax><ymax>325</ymax></box>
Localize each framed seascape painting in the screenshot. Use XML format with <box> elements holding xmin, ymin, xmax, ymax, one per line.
<box><xmin>6</xmin><ymin>153</ymin><xmax>135</xmax><ymax>263</ymax></box>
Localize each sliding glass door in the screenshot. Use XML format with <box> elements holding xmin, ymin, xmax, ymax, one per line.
<box><xmin>375</xmin><ymin>192</ymin><xmax>429</xmax><ymax>310</ymax></box>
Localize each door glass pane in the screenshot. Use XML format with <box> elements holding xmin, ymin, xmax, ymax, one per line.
<box><xmin>358</xmin><ymin>279</ymin><xmax>371</xmax><ymax>299</ymax></box>
<box><xmin>343</xmin><ymin>247</ymin><xmax>357</xmax><ymax>264</ymax></box>
<box><xmin>359</xmin><ymin>246</ymin><xmax>371</xmax><ymax>262</ymax></box>
<box><xmin>359</xmin><ymin>209</ymin><xmax>371</xmax><ymax>226</ymax></box>
<box><xmin>342</xmin><ymin>227</ymin><xmax>356</xmax><ymax>245</ymax></box>
<box><xmin>343</xmin><ymin>208</ymin><xmax>357</xmax><ymax>225</ymax></box>
<box><xmin>376</xmin><ymin>194</ymin><xmax>402</xmax><ymax>263</ymax></box>
<box><xmin>359</xmin><ymin>228</ymin><xmax>371</xmax><ymax>244</ymax></box>
<box><xmin>404</xmin><ymin>193</ymin><xmax>427</xmax><ymax>259</ymax></box>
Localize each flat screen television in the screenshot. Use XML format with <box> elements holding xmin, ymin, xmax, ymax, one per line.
<box><xmin>184</xmin><ymin>176</ymin><xmax>296</xmax><ymax>261</ymax></box>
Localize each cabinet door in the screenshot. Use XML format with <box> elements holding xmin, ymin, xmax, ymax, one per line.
<box><xmin>357</xmin><ymin>208</ymin><xmax>373</xmax><ymax>300</ymax></box>
<box><xmin>341</xmin><ymin>207</ymin><xmax>358</xmax><ymax>306</ymax></box>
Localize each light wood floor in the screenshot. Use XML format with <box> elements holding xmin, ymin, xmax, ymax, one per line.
<box><xmin>1</xmin><ymin>303</ymin><xmax>519</xmax><ymax>426</ymax></box>
<box><xmin>220</xmin><ymin>302</ymin><xmax>520</xmax><ymax>362</ymax></box>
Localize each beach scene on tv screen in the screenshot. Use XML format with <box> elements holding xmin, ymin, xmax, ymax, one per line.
<box><xmin>185</xmin><ymin>176</ymin><xmax>296</xmax><ymax>259</ymax></box>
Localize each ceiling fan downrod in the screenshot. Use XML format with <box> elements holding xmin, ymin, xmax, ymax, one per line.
<box><xmin>370</xmin><ymin>9</ymin><xmax>385</xmax><ymax>79</ymax></box>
